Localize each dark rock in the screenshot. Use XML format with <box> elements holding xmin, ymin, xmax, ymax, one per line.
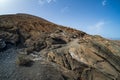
<box><xmin>51</xmin><ymin>37</ymin><xmax>67</xmax><ymax>44</ymax></box>
<box><xmin>0</xmin><ymin>39</ymin><xmax>6</xmax><ymax>50</ymax></box>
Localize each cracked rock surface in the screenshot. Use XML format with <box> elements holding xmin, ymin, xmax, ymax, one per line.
<box><xmin>0</xmin><ymin>13</ymin><xmax>120</xmax><ymax>80</ymax></box>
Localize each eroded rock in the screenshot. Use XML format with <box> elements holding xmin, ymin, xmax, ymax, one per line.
<box><xmin>0</xmin><ymin>14</ymin><xmax>120</xmax><ymax>80</ymax></box>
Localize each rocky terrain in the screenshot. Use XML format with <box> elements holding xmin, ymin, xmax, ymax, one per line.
<box><xmin>0</xmin><ymin>13</ymin><xmax>120</xmax><ymax>80</ymax></box>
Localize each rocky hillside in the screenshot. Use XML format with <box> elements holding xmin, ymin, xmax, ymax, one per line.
<box><xmin>0</xmin><ymin>13</ymin><xmax>120</xmax><ymax>80</ymax></box>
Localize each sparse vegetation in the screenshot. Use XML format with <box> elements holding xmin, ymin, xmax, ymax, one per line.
<box><xmin>16</xmin><ymin>54</ymin><xmax>34</xmax><ymax>67</ymax></box>
<box><xmin>0</xmin><ymin>14</ymin><xmax>120</xmax><ymax>80</ymax></box>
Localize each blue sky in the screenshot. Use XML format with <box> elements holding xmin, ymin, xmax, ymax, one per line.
<box><xmin>0</xmin><ymin>0</ymin><xmax>120</xmax><ymax>39</ymax></box>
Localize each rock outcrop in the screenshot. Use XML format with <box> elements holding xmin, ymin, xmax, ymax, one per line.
<box><xmin>0</xmin><ymin>13</ymin><xmax>120</xmax><ymax>80</ymax></box>
<box><xmin>0</xmin><ymin>39</ymin><xmax>6</xmax><ymax>49</ymax></box>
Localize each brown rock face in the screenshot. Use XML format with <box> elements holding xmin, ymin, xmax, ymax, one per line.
<box><xmin>0</xmin><ymin>13</ymin><xmax>120</xmax><ymax>80</ymax></box>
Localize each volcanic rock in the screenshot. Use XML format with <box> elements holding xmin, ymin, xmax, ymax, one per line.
<box><xmin>0</xmin><ymin>39</ymin><xmax>6</xmax><ymax>49</ymax></box>
<box><xmin>0</xmin><ymin>13</ymin><xmax>120</xmax><ymax>80</ymax></box>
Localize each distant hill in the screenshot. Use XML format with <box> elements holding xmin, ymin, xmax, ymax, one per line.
<box><xmin>108</xmin><ymin>37</ymin><xmax>120</xmax><ymax>40</ymax></box>
<box><xmin>0</xmin><ymin>13</ymin><xmax>120</xmax><ymax>80</ymax></box>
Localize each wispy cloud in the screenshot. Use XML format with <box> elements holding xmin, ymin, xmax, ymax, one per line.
<box><xmin>61</xmin><ymin>6</ymin><xmax>69</xmax><ymax>13</ymax></box>
<box><xmin>102</xmin><ymin>0</ymin><xmax>107</xmax><ymax>6</ymax></box>
<box><xmin>94</xmin><ymin>21</ymin><xmax>105</xmax><ymax>31</ymax></box>
<box><xmin>87</xmin><ymin>21</ymin><xmax>105</xmax><ymax>34</ymax></box>
<box><xmin>38</xmin><ymin>0</ymin><xmax>56</xmax><ymax>5</ymax></box>
<box><xmin>47</xmin><ymin>0</ymin><xmax>56</xmax><ymax>3</ymax></box>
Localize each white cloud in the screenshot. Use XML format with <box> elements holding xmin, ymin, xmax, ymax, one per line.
<box><xmin>61</xmin><ymin>6</ymin><xmax>69</xmax><ymax>13</ymax></box>
<box><xmin>102</xmin><ymin>0</ymin><xmax>107</xmax><ymax>6</ymax></box>
<box><xmin>88</xmin><ymin>21</ymin><xmax>105</xmax><ymax>34</ymax></box>
<box><xmin>38</xmin><ymin>0</ymin><xmax>56</xmax><ymax>5</ymax></box>
<box><xmin>95</xmin><ymin>21</ymin><xmax>105</xmax><ymax>31</ymax></box>
<box><xmin>47</xmin><ymin>0</ymin><xmax>56</xmax><ymax>3</ymax></box>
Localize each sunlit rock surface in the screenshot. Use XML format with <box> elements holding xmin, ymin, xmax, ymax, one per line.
<box><xmin>0</xmin><ymin>13</ymin><xmax>120</xmax><ymax>80</ymax></box>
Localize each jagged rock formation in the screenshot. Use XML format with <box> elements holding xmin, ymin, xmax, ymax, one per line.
<box><xmin>0</xmin><ymin>13</ymin><xmax>120</xmax><ymax>80</ymax></box>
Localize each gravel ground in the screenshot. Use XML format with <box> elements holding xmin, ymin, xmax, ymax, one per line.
<box><xmin>0</xmin><ymin>48</ymin><xmax>17</xmax><ymax>80</ymax></box>
<box><xmin>0</xmin><ymin>48</ymin><xmax>64</xmax><ymax>80</ymax></box>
